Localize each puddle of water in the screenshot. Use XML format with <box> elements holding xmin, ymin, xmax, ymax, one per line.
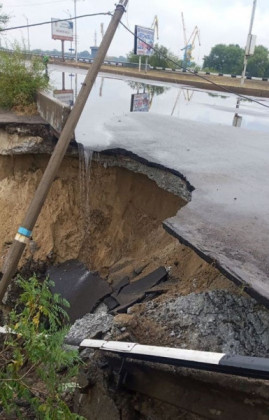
<box><xmin>48</xmin><ymin>65</ymin><xmax>269</xmax><ymax>147</ymax></box>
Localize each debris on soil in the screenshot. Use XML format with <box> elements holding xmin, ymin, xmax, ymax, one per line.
<box><xmin>127</xmin><ymin>290</ymin><xmax>269</xmax><ymax>357</ymax></box>
<box><xmin>65</xmin><ymin>311</ymin><xmax>114</xmax><ymax>346</ymax></box>
<box><xmin>111</xmin><ymin>266</ymin><xmax>168</xmax><ymax>313</ymax></box>
<box><xmin>47</xmin><ymin>260</ymin><xmax>112</xmax><ymax>323</ymax></box>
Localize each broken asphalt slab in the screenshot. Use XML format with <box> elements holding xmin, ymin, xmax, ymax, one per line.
<box><xmin>79</xmin><ymin>113</ymin><xmax>269</xmax><ymax>306</ymax></box>
<box><xmin>113</xmin><ymin>267</ymin><xmax>168</xmax><ymax>313</ymax></box>
<box><xmin>47</xmin><ymin>260</ymin><xmax>112</xmax><ymax>323</ymax></box>
<box><xmin>47</xmin><ymin>260</ymin><xmax>168</xmax><ymax>322</ymax></box>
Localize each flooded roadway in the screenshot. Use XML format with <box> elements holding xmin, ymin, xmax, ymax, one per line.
<box><xmin>48</xmin><ymin>64</ymin><xmax>269</xmax><ymax>147</ymax></box>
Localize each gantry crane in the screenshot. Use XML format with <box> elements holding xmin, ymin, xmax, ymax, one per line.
<box><xmin>152</xmin><ymin>15</ymin><xmax>159</xmax><ymax>40</ymax></box>
<box><xmin>181</xmin><ymin>12</ymin><xmax>201</xmax><ymax>68</ymax></box>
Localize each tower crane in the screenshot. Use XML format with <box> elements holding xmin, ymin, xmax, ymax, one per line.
<box><xmin>181</xmin><ymin>12</ymin><xmax>201</xmax><ymax>68</ymax></box>
<box><xmin>151</xmin><ymin>15</ymin><xmax>159</xmax><ymax>40</ymax></box>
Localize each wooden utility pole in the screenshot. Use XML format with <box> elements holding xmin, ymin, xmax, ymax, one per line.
<box><xmin>0</xmin><ymin>0</ymin><xmax>129</xmax><ymax>301</ymax></box>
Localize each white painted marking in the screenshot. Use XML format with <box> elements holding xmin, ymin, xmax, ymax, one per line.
<box><xmin>80</xmin><ymin>339</ymin><xmax>225</xmax><ymax>365</ymax></box>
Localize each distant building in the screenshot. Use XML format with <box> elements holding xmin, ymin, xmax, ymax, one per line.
<box><xmin>90</xmin><ymin>46</ymin><xmax>99</xmax><ymax>59</ymax></box>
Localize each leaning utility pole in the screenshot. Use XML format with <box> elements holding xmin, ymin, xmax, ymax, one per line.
<box><xmin>0</xmin><ymin>0</ymin><xmax>128</xmax><ymax>301</ymax></box>
<box><xmin>241</xmin><ymin>0</ymin><xmax>257</xmax><ymax>85</ymax></box>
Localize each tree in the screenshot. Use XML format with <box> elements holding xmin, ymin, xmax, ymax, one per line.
<box><xmin>0</xmin><ymin>3</ymin><xmax>8</xmax><ymax>31</ymax></box>
<box><xmin>127</xmin><ymin>44</ymin><xmax>182</xmax><ymax>69</ymax></box>
<box><xmin>203</xmin><ymin>44</ymin><xmax>244</xmax><ymax>74</ymax></box>
<box><xmin>203</xmin><ymin>43</ymin><xmax>269</xmax><ymax>78</ymax></box>
<box><xmin>78</xmin><ymin>50</ymin><xmax>90</xmax><ymax>58</ymax></box>
<box><xmin>0</xmin><ymin>275</ymin><xmax>85</xmax><ymax>419</ymax></box>
<box><xmin>247</xmin><ymin>45</ymin><xmax>269</xmax><ymax>77</ymax></box>
<box><xmin>0</xmin><ymin>46</ymin><xmax>49</xmax><ymax>109</ymax></box>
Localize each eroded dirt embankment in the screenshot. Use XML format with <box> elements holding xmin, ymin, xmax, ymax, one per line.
<box><xmin>0</xmin><ymin>152</ymin><xmax>236</xmax><ymax>298</ymax></box>
<box><xmin>1</xmin><ymin>150</ymin><xmax>269</xmax><ymax>420</ymax></box>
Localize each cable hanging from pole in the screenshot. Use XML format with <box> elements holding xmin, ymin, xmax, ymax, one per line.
<box><xmin>119</xmin><ymin>20</ymin><xmax>269</xmax><ymax>110</ymax></box>
<box><xmin>0</xmin><ymin>13</ymin><xmax>113</xmax><ymax>32</ymax></box>
<box><xmin>1</xmin><ymin>5</ymin><xmax>268</xmax><ymax>109</ymax></box>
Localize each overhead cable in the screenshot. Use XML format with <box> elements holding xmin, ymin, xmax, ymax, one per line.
<box><xmin>1</xmin><ymin>13</ymin><xmax>113</xmax><ymax>32</ymax></box>
<box><xmin>2</xmin><ymin>13</ymin><xmax>269</xmax><ymax>109</ymax></box>
<box><xmin>119</xmin><ymin>20</ymin><xmax>269</xmax><ymax>110</ymax></box>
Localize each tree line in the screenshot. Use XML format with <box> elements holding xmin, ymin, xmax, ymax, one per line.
<box><xmin>203</xmin><ymin>44</ymin><xmax>269</xmax><ymax>77</ymax></box>
<box><xmin>1</xmin><ymin>3</ymin><xmax>269</xmax><ymax>78</ymax></box>
<box><xmin>127</xmin><ymin>42</ymin><xmax>269</xmax><ymax>78</ymax></box>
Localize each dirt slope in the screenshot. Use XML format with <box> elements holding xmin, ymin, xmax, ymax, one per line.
<box><xmin>0</xmin><ymin>154</ymin><xmax>237</xmax><ymax>299</ymax></box>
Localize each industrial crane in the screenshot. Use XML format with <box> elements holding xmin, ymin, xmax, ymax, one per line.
<box><xmin>151</xmin><ymin>15</ymin><xmax>159</xmax><ymax>40</ymax></box>
<box><xmin>181</xmin><ymin>12</ymin><xmax>201</xmax><ymax>68</ymax></box>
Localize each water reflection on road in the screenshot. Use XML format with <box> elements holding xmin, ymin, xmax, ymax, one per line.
<box><xmin>48</xmin><ymin>65</ymin><xmax>269</xmax><ymax>146</ymax></box>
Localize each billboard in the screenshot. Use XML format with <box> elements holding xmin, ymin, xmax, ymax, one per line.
<box><xmin>130</xmin><ymin>93</ymin><xmax>150</xmax><ymax>112</ymax></box>
<box><xmin>53</xmin><ymin>89</ymin><xmax>74</xmax><ymax>106</ymax></box>
<box><xmin>134</xmin><ymin>25</ymin><xmax>154</xmax><ymax>56</ymax></box>
<box><xmin>51</xmin><ymin>18</ymin><xmax>73</xmax><ymax>41</ymax></box>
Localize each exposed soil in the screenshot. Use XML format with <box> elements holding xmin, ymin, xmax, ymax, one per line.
<box><xmin>1</xmin><ymin>149</ymin><xmax>268</xmax><ymax>420</ymax></box>
<box><xmin>0</xmin><ymin>153</ymin><xmax>238</xmax><ymax>300</ymax></box>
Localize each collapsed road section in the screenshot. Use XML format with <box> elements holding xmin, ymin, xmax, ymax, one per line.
<box><xmin>1</xmin><ymin>109</ymin><xmax>269</xmax><ymax>418</ymax></box>
<box><xmin>96</xmin><ymin>113</ymin><xmax>269</xmax><ymax>306</ymax></box>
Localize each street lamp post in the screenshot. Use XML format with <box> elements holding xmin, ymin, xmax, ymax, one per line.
<box><xmin>73</xmin><ymin>0</ymin><xmax>85</xmax><ymax>62</ymax></box>
<box><xmin>233</xmin><ymin>0</ymin><xmax>257</xmax><ymax>127</ymax></box>
<box><xmin>241</xmin><ymin>0</ymin><xmax>257</xmax><ymax>86</ymax></box>
<box><xmin>74</xmin><ymin>0</ymin><xmax>77</xmax><ymax>62</ymax></box>
<box><xmin>23</xmin><ymin>15</ymin><xmax>30</xmax><ymax>51</ymax></box>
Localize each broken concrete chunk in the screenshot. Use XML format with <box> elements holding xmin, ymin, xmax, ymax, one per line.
<box><xmin>47</xmin><ymin>259</ymin><xmax>112</xmax><ymax>323</ymax></box>
<box><xmin>65</xmin><ymin>312</ymin><xmax>114</xmax><ymax>346</ymax></box>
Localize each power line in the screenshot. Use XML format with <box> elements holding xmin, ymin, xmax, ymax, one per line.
<box><xmin>1</xmin><ymin>13</ymin><xmax>113</xmax><ymax>32</ymax></box>
<box><xmin>119</xmin><ymin>20</ymin><xmax>269</xmax><ymax>110</ymax></box>
<box><xmin>2</xmin><ymin>11</ymin><xmax>269</xmax><ymax>109</ymax></box>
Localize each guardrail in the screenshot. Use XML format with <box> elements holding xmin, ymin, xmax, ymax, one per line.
<box><xmin>80</xmin><ymin>339</ymin><xmax>269</xmax><ymax>380</ymax></box>
<box><xmin>1</xmin><ymin>48</ymin><xmax>268</xmax><ymax>82</ymax></box>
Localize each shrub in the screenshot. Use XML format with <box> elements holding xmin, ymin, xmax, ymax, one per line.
<box><xmin>0</xmin><ymin>46</ymin><xmax>49</xmax><ymax>109</ymax></box>
<box><xmin>0</xmin><ymin>275</ymin><xmax>85</xmax><ymax>419</ymax></box>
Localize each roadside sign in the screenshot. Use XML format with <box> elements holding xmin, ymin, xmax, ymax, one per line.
<box><xmin>51</xmin><ymin>18</ymin><xmax>73</xmax><ymax>41</ymax></box>
<box><xmin>134</xmin><ymin>25</ymin><xmax>154</xmax><ymax>56</ymax></box>
<box><xmin>130</xmin><ymin>93</ymin><xmax>150</xmax><ymax>112</ymax></box>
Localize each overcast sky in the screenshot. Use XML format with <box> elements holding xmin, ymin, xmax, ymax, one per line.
<box><xmin>2</xmin><ymin>0</ymin><xmax>269</xmax><ymax>63</ymax></box>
